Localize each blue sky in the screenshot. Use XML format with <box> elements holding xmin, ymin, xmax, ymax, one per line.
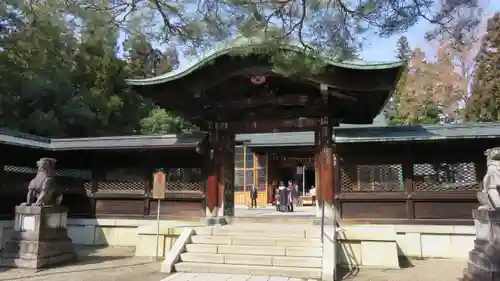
<box><xmin>360</xmin><ymin>0</ymin><xmax>500</xmax><ymax>61</ymax></box>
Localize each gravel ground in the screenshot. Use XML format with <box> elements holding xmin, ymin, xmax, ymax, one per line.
<box><xmin>0</xmin><ymin>246</ymin><xmax>168</xmax><ymax>281</ymax></box>
<box><xmin>342</xmin><ymin>258</ymin><xmax>466</xmax><ymax>281</ymax></box>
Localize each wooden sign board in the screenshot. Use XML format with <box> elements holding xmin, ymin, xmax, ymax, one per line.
<box><xmin>152</xmin><ymin>171</ymin><xmax>166</xmax><ymax>199</ymax></box>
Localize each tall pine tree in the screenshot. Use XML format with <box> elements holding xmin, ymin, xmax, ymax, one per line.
<box><xmin>466</xmin><ymin>12</ymin><xmax>500</xmax><ymax>122</ymax></box>
<box><xmin>387</xmin><ymin>36</ymin><xmax>412</xmax><ymax>124</ymax></box>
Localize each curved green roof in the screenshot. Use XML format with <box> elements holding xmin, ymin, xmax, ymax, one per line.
<box><xmin>125</xmin><ymin>39</ymin><xmax>405</xmax><ymax>86</ymax></box>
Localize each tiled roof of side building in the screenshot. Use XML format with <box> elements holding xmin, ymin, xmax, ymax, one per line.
<box><xmin>50</xmin><ymin>133</ymin><xmax>206</xmax><ymax>150</ymax></box>
<box><xmin>238</xmin><ymin>123</ymin><xmax>500</xmax><ymax>147</ymax></box>
<box><xmin>335</xmin><ymin>122</ymin><xmax>500</xmax><ymax>143</ymax></box>
<box><xmin>0</xmin><ymin>128</ymin><xmax>51</xmax><ymax>150</ymax></box>
<box><xmin>1</xmin><ymin>122</ymin><xmax>500</xmax><ymax>150</ymax></box>
<box><xmin>0</xmin><ymin>129</ymin><xmax>206</xmax><ymax>150</ymax></box>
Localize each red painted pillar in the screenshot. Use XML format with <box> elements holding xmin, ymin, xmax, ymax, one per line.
<box><xmin>267</xmin><ymin>154</ymin><xmax>279</xmax><ymax>204</ymax></box>
<box><xmin>206</xmin><ymin>128</ymin><xmax>222</xmax><ymax>217</ymax></box>
<box><xmin>205</xmin><ymin>123</ymin><xmax>235</xmax><ymax>218</ymax></box>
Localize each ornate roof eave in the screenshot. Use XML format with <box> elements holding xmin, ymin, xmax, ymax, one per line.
<box><xmin>125</xmin><ymin>42</ymin><xmax>406</xmax><ymax>87</ymax></box>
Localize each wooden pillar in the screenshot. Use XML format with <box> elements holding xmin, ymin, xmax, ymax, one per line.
<box><xmin>318</xmin><ymin>116</ymin><xmax>334</xmax><ymax>204</ymax></box>
<box><xmin>90</xmin><ymin>163</ymin><xmax>101</xmax><ymax>217</ymax></box>
<box><xmin>206</xmin><ymin>126</ymin><xmax>222</xmax><ymax>217</ymax></box>
<box><xmin>220</xmin><ymin>130</ymin><xmax>235</xmax><ymax>217</ymax></box>
<box><xmin>314</xmin><ymin>129</ymin><xmax>322</xmax><ymax>201</ymax></box>
<box><xmin>205</xmin><ymin>123</ymin><xmax>235</xmax><ymax>217</ymax></box>
<box><xmin>0</xmin><ymin>161</ymin><xmax>4</xmax><ymax>192</ymax></box>
<box><xmin>403</xmin><ymin>147</ymin><xmax>415</xmax><ymax>220</ymax></box>
<box><xmin>144</xmin><ymin>166</ymin><xmax>152</xmax><ymax>217</ymax></box>
<box><xmin>267</xmin><ymin>153</ymin><xmax>279</xmax><ymax>204</ymax></box>
<box><xmin>333</xmin><ymin>149</ymin><xmax>341</xmax><ymax>213</ymax></box>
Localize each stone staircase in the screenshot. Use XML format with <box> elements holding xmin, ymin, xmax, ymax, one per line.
<box><xmin>175</xmin><ymin>223</ymin><xmax>323</xmax><ymax>279</ymax></box>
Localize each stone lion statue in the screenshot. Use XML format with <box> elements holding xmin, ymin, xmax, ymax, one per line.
<box><xmin>478</xmin><ymin>148</ymin><xmax>500</xmax><ymax>210</ymax></box>
<box><xmin>21</xmin><ymin>158</ymin><xmax>63</xmax><ymax>207</ymax></box>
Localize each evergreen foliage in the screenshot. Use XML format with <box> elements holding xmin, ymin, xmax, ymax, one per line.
<box><xmin>466</xmin><ymin>12</ymin><xmax>500</xmax><ymax>122</ymax></box>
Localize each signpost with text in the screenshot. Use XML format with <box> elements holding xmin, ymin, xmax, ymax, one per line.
<box><xmin>152</xmin><ymin>170</ymin><xmax>166</xmax><ymax>260</ymax></box>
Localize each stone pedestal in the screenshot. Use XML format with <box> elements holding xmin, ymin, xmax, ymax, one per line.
<box><xmin>461</xmin><ymin>209</ymin><xmax>500</xmax><ymax>281</ymax></box>
<box><xmin>0</xmin><ymin>205</ymin><xmax>76</xmax><ymax>269</ymax></box>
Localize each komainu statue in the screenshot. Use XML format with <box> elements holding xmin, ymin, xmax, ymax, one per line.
<box><xmin>21</xmin><ymin>158</ymin><xmax>63</xmax><ymax>206</ymax></box>
<box><xmin>459</xmin><ymin>148</ymin><xmax>500</xmax><ymax>281</ymax></box>
<box><xmin>477</xmin><ymin>148</ymin><xmax>500</xmax><ymax>210</ymax></box>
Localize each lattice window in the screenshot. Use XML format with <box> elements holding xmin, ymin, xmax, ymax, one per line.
<box><xmin>413</xmin><ymin>162</ymin><xmax>479</xmax><ymax>192</ymax></box>
<box><xmin>4</xmin><ymin>166</ymin><xmax>92</xmax><ymax>195</ymax></box>
<box><xmin>4</xmin><ymin>165</ymin><xmax>37</xmax><ymax>174</ymax></box>
<box><xmin>163</xmin><ymin>168</ymin><xmax>204</xmax><ymax>193</ymax></box>
<box><xmin>165</xmin><ymin>182</ymin><xmax>204</xmax><ymax>193</ymax></box>
<box><xmin>97</xmin><ymin>181</ymin><xmax>145</xmax><ymax>194</ymax></box>
<box><xmin>340</xmin><ymin>164</ymin><xmax>403</xmax><ymax>192</ymax></box>
<box><xmin>5</xmin><ymin>166</ymin><xmax>91</xmax><ymax>180</ymax></box>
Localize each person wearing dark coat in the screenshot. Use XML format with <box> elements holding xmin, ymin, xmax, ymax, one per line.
<box><xmin>249</xmin><ymin>185</ymin><xmax>258</xmax><ymax>208</ymax></box>
<box><xmin>286</xmin><ymin>181</ymin><xmax>294</xmax><ymax>212</ymax></box>
<box><xmin>278</xmin><ymin>182</ymin><xmax>287</xmax><ymax>212</ymax></box>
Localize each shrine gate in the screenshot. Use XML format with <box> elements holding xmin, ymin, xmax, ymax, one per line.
<box><xmin>126</xmin><ymin>42</ymin><xmax>404</xmax><ymax>219</ymax></box>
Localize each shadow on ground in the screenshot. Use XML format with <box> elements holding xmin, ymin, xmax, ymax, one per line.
<box><xmin>338</xmin><ymin>256</ymin><xmax>415</xmax><ymax>280</ymax></box>
<box><xmin>0</xmin><ymin>246</ymin><xmax>155</xmax><ymax>281</ymax></box>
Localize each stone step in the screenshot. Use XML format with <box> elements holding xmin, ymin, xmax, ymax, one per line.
<box><xmin>207</xmin><ymin>227</ymin><xmax>320</xmax><ymax>239</ymax></box>
<box><xmin>180</xmin><ymin>252</ymin><xmax>322</xmax><ymax>268</ymax></box>
<box><xmin>174</xmin><ymin>262</ymin><xmax>322</xmax><ymax>279</ymax></box>
<box><xmin>227</xmin><ymin>216</ymin><xmax>317</xmax><ymax>225</ymax></box>
<box><xmin>191</xmin><ymin>235</ymin><xmax>322</xmax><ymax>247</ymax></box>
<box><xmin>185</xmin><ymin>244</ymin><xmax>322</xmax><ymax>257</ymax></box>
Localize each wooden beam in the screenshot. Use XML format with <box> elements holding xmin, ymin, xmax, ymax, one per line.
<box><xmin>224</xmin><ymin>118</ymin><xmax>324</xmax><ymax>134</ymax></box>
<box><xmin>216</xmin><ymin>94</ymin><xmax>323</xmax><ymax>109</ymax></box>
<box><xmin>188</xmin><ymin>106</ymin><xmax>332</xmax><ymax>124</ymax></box>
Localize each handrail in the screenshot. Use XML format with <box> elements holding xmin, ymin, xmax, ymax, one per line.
<box><xmin>319</xmin><ymin>199</ymin><xmax>339</xmax><ymax>281</ymax></box>
<box><xmin>320</xmin><ymin>199</ymin><xmax>325</xmax><ymax>244</ymax></box>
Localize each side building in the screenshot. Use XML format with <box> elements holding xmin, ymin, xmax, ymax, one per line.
<box><xmin>0</xmin><ymin>122</ymin><xmax>498</xmax><ymax>225</ymax></box>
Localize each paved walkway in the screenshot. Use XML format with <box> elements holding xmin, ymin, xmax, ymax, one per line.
<box><xmin>162</xmin><ymin>274</ymin><xmax>313</xmax><ymax>281</ymax></box>
<box><xmin>161</xmin><ymin>259</ymin><xmax>466</xmax><ymax>281</ymax></box>
<box><xmin>234</xmin><ymin>205</ymin><xmax>316</xmax><ymax>217</ymax></box>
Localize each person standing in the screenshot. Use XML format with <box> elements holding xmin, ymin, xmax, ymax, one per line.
<box><xmin>293</xmin><ymin>182</ymin><xmax>299</xmax><ymax>207</ymax></box>
<box><xmin>249</xmin><ymin>184</ymin><xmax>258</xmax><ymax>208</ymax></box>
<box><xmin>286</xmin><ymin>181</ymin><xmax>294</xmax><ymax>212</ymax></box>
<box><xmin>278</xmin><ymin>181</ymin><xmax>287</xmax><ymax>212</ymax></box>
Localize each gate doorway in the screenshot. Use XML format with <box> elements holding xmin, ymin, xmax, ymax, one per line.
<box><xmin>304</xmin><ymin>168</ymin><xmax>316</xmax><ymax>196</ymax></box>
<box><xmin>279</xmin><ymin>167</ymin><xmax>295</xmax><ymax>185</ymax></box>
